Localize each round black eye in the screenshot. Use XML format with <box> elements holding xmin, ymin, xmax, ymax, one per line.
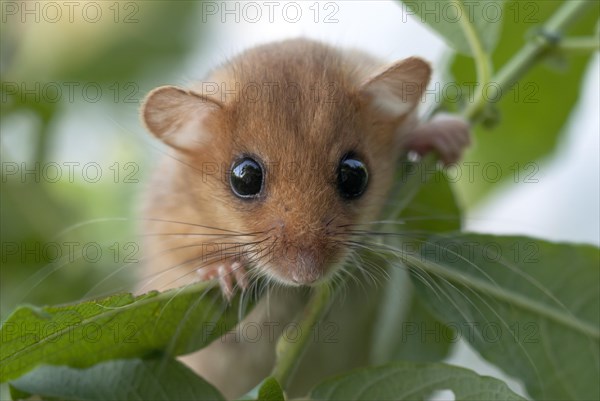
<box><xmin>337</xmin><ymin>154</ymin><xmax>368</xmax><ymax>199</ymax></box>
<box><xmin>230</xmin><ymin>157</ymin><xmax>264</xmax><ymax>198</ymax></box>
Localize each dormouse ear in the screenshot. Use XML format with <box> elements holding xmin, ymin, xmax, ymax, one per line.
<box><xmin>361</xmin><ymin>57</ymin><xmax>431</xmax><ymax>118</ymax></box>
<box><xmin>141</xmin><ymin>85</ymin><xmax>222</xmax><ymax>150</ymax></box>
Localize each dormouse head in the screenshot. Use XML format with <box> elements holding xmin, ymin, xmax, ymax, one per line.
<box><xmin>141</xmin><ymin>40</ymin><xmax>430</xmax><ymax>286</ymax></box>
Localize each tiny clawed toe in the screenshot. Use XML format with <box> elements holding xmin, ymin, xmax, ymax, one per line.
<box><xmin>197</xmin><ymin>262</ymin><xmax>248</xmax><ymax>301</ymax></box>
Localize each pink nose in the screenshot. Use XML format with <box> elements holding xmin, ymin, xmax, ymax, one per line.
<box><xmin>290</xmin><ymin>250</ymin><xmax>322</xmax><ymax>284</ymax></box>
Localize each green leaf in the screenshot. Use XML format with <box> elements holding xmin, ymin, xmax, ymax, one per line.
<box><xmin>258</xmin><ymin>377</ymin><xmax>285</xmax><ymax>401</ymax></box>
<box><xmin>372</xmin><ymin>170</ymin><xmax>461</xmax><ymax>364</ymax></box>
<box><xmin>400</xmin><ymin>0</ymin><xmax>505</xmax><ymax>55</ymax></box>
<box><xmin>240</xmin><ymin>376</ymin><xmax>286</xmax><ymax>401</ymax></box>
<box><xmin>309</xmin><ymin>361</ymin><xmax>526</xmax><ymax>400</ymax></box>
<box><xmin>390</xmin><ymin>295</ymin><xmax>457</xmax><ymax>362</ymax></box>
<box><xmin>1</xmin><ymin>282</ymin><xmax>251</xmax><ymax>383</ymax></box>
<box><xmin>411</xmin><ymin>234</ymin><xmax>599</xmax><ymax>400</ymax></box>
<box><xmin>398</xmin><ymin>170</ymin><xmax>463</xmax><ymax>233</ymax></box>
<box><xmin>9</xmin><ymin>357</ymin><xmax>224</xmax><ymax>401</ymax></box>
<box><xmin>381</xmin><ymin>156</ymin><xmax>463</xmax><ymax>234</ymax></box>
<box><xmin>449</xmin><ymin>0</ymin><xmax>600</xmax><ymax>205</ymax></box>
<box><xmin>8</xmin><ymin>384</ymin><xmax>29</xmax><ymax>401</ymax></box>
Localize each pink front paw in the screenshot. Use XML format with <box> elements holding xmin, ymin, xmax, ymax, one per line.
<box><xmin>197</xmin><ymin>261</ymin><xmax>249</xmax><ymax>300</ymax></box>
<box><xmin>405</xmin><ymin>113</ymin><xmax>471</xmax><ymax>164</ymax></box>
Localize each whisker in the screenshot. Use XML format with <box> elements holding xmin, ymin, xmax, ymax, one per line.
<box><xmin>348</xmin><ymin>234</ymin><xmax>550</xmax><ymax>385</ymax></box>
<box><xmin>143</xmin><ymin>217</ymin><xmax>250</xmax><ymax>234</ymax></box>
<box><xmin>143</xmin><ymin>232</ymin><xmax>261</xmax><ymax>238</ymax></box>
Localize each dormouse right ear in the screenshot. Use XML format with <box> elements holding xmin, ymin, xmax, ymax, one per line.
<box><xmin>141</xmin><ymin>85</ymin><xmax>222</xmax><ymax>150</ymax></box>
<box><xmin>360</xmin><ymin>57</ymin><xmax>431</xmax><ymax>119</ymax></box>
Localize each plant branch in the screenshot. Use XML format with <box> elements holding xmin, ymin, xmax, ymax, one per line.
<box><xmin>452</xmin><ymin>0</ymin><xmax>493</xmax><ymax>119</ymax></box>
<box><xmin>557</xmin><ymin>37</ymin><xmax>600</xmax><ymax>54</ymax></box>
<box><xmin>464</xmin><ymin>0</ymin><xmax>597</xmax><ymax>120</ymax></box>
<box><xmin>271</xmin><ymin>284</ymin><xmax>331</xmax><ymax>389</ymax></box>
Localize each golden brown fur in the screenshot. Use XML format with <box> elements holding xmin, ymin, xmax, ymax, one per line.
<box><xmin>141</xmin><ymin>39</ymin><xmax>429</xmax><ymax>291</ymax></box>
<box><xmin>140</xmin><ymin>38</ymin><xmax>437</xmax><ymax>398</ymax></box>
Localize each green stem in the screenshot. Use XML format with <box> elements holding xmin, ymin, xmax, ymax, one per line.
<box><xmin>464</xmin><ymin>0</ymin><xmax>596</xmax><ymax>121</ymax></box>
<box><xmin>452</xmin><ymin>0</ymin><xmax>493</xmax><ymax>119</ymax></box>
<box><xmin>557</xmin><ymin>37</ymin><xmax>600</xmax><ymax>54</ymax></box>
<box><xmin>271</xmin><ymin>284</ymin><xmax>331</xmax><ymax>388</ymax></box>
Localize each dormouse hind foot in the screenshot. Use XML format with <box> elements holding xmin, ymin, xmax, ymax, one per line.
<box><xmin>405</xmin><ymin>113</ymin><xmax>471</xmax><ymax>164</ymax></box>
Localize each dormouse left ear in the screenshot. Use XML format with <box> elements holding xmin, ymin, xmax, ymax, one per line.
<box><xmin>360</xmin><ymin>57</ymin><xmax>431</xmax><ymax>119</ymax></box>
<box><xmin>141</xmin><ymin>85</ymin><xmax>223</xmax><ymax>152</ymax></box>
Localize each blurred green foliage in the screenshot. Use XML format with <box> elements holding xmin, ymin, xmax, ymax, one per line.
<box><xmin>1</xmin><ymin>1</ymin><xmax>205</xmax><ymax>317</ymax></box>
